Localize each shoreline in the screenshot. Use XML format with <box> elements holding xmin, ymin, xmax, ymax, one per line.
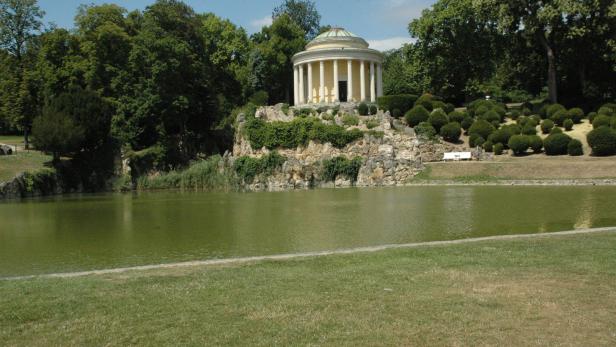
<box><xmin>4</xmin><ymin>226</ymin><xmax>616</xmax><ymax>281</ymax></box>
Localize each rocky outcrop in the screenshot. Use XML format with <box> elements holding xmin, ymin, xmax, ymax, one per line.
<box><xmin>0</xmin><ymin>170</ymin><xmax>85</xmax><ymax>200</ymax></box>
<box><xmin>232</xmin><ymin>106</ymin><xmax>462</xmax><ymax>191</ymax></box>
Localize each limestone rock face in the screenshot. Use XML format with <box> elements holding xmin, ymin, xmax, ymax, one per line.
<box><xmin>233</xmin><ymin>106</ymin><xmax>461</xmax><ymax>191</ymax></box>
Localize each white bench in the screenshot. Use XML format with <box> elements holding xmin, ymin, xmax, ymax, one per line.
<box><xmin>443</xmin><ymin>152</ymin><xmax>471</xmax><ymax>161</ymax></box>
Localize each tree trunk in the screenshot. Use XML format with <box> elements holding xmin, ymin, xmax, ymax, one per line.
<box><xmin>537</xmin><ymin>31</ymin><xmax>557</xmax><ymax>103</ymax></box>
<box><xmin>24</xmin><ymin>127</ymin><xmax>29</xmax><ymax>150</ymax></box>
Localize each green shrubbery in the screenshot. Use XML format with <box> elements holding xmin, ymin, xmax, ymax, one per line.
<box><xmin>567</xmin><ymin>139</ymin><xmax>583</xmax><ymax>156</ymax></box>
<box><xmin>541</xmin><ymin>119</ymin><xmax>554</xmax><ymax>134</ymax></box>
<box><xmin>544</xmin><ymin>133</ymin><xmax>572</xmax><ymax>155</ymax></box>
<box><xmin>568</xmin><ymin>108</ymin><xmax>584</xmax><ymax>123</ymax></box>
<box><xmin>546</xmin><ymin>104</ymin><xmax>566</xmax><ymax>119</ymax></box>
<box><xmin>592</xmin><ymin>114</ymin><xmax>611</xmax><ymax>129</ymax></box>
<box><xmin>461</xmin><ymin>117</ymin><xmax>474</xmax><ymax>131</ymax></box>
<box><xmin>405</xmin><ymin>105</ymin><xmax>430</xmax><ymax>127</ymax></box>
<box><xmin>522</xmin><ymin>124</ymin><xmax>537</xmax><ymax>135</ymax></box>
<box><xmin>369</xmin><ymin>104</ymin><xmax>378</xmax><ymax>115</ymax></box>
<box><xmin>483</xmin><ymin>140</ymin><xmax>493</xmax><ymax>152</ymax></box>
<box><xmin>550</xmin><ymin>109</ymin><xmax>570</xmax><ymax>126</ymax></box>
<box><xmin>507</xmin><ymin>135</ymin><xmax>529</xmax><ymax>155</ymax></box>
<box><xmin>481</xmin><ymin>110</ymin><xmax>501</xmax><ymax>123</ymax></box>
<box><xmin>358</xmin><ymin>102</ymin><xmax>369</xmax><ymax>115</ymax></box>
<box><xmin>493</xmin><ymin>143</ymin><xmax>504</xmax><ymax>155</ymax></box>
<box><xmin>448</xmin><ymin>110</ymin><xmax>465</xmax><ymax>123</ymax></box>
<box><xmin>377</xmin><ymin>94</ymin><xmax>417</xmax><ymax>115</ymax></box>
<box><xmin>469</xmin><ymin>134</ymin><xmax>485</xmax><ymax>147</ymax></box>
<box><xmin>414</xmin><ymin>121</ymin><xmax>437</xmax><ymax>139</ymax></box>
<box><xmin>440</xmin><ymin>122</ymin><xmax>461</xmax><ymax>142</ymax></box>
<box><xmin>322</xmin><ymin>156</ymin><xmax>363</xmax><ymax>183</ymax></box>
<box><xmin>587</xmin><ymin>126</ymin><xmax>616</xmax><ymax>156</ymax></box>
<box><xmin>488</xmin><ymin>125</ymin><xmax>520</xmax><ymax>146</ymax></box>
<box><xmin>245</xmin><ymin>116</ymin><xmax>364</xmax><ymax>149</ymax></box>
<box><xmin>233</xmin><ymin>151</ymin><xmax>286</xmax><ymax>183</ymax></box>
<box><xmin>414</xmin><ymin>93</ymin><xmax>440</xmax><ymax>111</ymax></box>
<box><xmin>527</xmin><ymin>135</ymin><xmax>543</xmax><ymax>153</ymax></box>
<box><xmin>342</xmin><ymin>114</ymin><xmax>359</xmax><ymax>127</ymax></box>
<box><xmin>364</xmin><ymin>118</ymin><xmax>379</xmax><ymax>129</ymax></box>
<box><xmin>428</xmin><ymin>109</ymin><xmax>449</xmax><ymax>132</ymax></box>
<box><xmin>137</xmin><ymin>155</ymin><xmax>232</xmax><ymax>190</ymax></box>
<box><xmin>563</xmin><ymin>119</ymin><xmax>574</xmax><ymax>131</ymax></box>
<box><xmin>468</xmin><ymin>119</ymin><xmax>495</xmax><ymax>141</ymax></box>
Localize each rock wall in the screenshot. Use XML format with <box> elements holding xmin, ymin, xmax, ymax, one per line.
<box><xmin>232</xmin><ymin>105</ymin><xmax>460</xmax><ymax>191</ymax></box>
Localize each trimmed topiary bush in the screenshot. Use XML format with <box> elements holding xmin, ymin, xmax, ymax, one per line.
<box><xmin>358</xmin><ymin>102</ymin><xmax>369</xmax><ymax>116</ymax></box>
<box><xmin>522</xmin><ymin>124</ymin><xmax>537</xmax><ymax>135</ymax></box>
<box><xmin>368</xmin><ymin>104</ymin><xmax>378</xmax><ymax>115</ymax></box>
<box><xmin>567</xmin><ymin>139</ymin><xmax>583</xmax><ymax>156</ymax></box>
<box><xmin>493</xmin><ymin>143</ymin><xmax>504</xmax><ymax>155</ymax></box>
<box><xmin>588</xmin><ymin>112</ymin><xmax>597</xmax><ymax>123</ymax></box>
<box><xmin>405</xmin><ymin>105</ymin><xmax>430</xmax><ymax>127</ymax></box>
<box><xmin>598</xmin><ymin>103</ymin><xmax>616</xmax><ymax>117</ymax></box>
<box><xmin>377</xmin><ymin>94</ymin><xmax>417</xmax><ymax>115</ymax></box>
<box><xmin>392</xmin><ymin>109</ymin><xmax>402</xmax><ymax>118</ymax></box>
<box><xmin>550</xmin><ymin>109</ymin><xmax>570</xmax><ymax>126</ymax></box>
<box><xmin>481</xmin><ymin>110</ymin><xmax>501</xmax><ymax>124</ymax></box>
<box><xmin>563</xmin><ymin>118</ymin><xmax>574</xmax><ymax>131</ymax></box>
<box><xmin>587</xmin><ymin>126</ymin><xmax>616</xmax><ymax>156</ymax></box>
<box><xmin>550</xmin><ymin>127</ymin><xmax>563</xmax><ymax>134</ymax></box>
<box><xmin>544</xmin><ymin>133</ymin><xmax>572</xmax><ymax>155</ymax></box>
<box><xmin>428</xmin><ymin>109</ymin><xmax>449</xmax><ymax>132</ymax></box>
<box><xmin>448</xmin><ymin>110</ymin><xmax>465</xmax><ymax>123</ymax></box>
<box><xmin>592</xmin><ymin>114</ymin><xmax>611</xmax><ymax>129</ymax></box>
<box><xmin>414</xmin><ymin>121</ymin><xmax>437</xmax><ymax>139</ymax></box>
<box><xmin>468</xmin><ymin>119</ymin><xmax>495</xmax><ymax>141</ymax></box>
<box><xmin>469</xmin><ymin>134</ymin><xmax>485</xmax><ymax>148</ymax></box>
<box><xmin>489</xmin><ymin>125</ymin><xmax>519</xmax><ymax>146</ymax></box>
<box><xmin>483</xmin><ymin>140</ymin><xmax>493</xmax><ymax>152</ymax></box>
<box><xmin>527</xmin><ymin>135</ymin><xmax>543</xmax><ymax>153</ymax></box>
<box><xmin>440</xmin><ymin>122</ymin><xmax>462</xmax><ymax>142</ymax></box>
<box><xmin>508</xmin><ymin>135</ymin><xmax>529</xmax><ymax>155</ymax></box>
<box><xmin>509</xmin><ymin>109</ymin><xmax>521</xmax><ymax>120</ymax></box>
<box><xmin>414</xmin><ymin>93</ymin><xmax>438</xmax><ymax>111</ymax></box>
<box><xmin>568</xmin><ymin>108</ymin><xmax>584</xmax><ymax>123</ymax></box>
<box><xmin>541</xmin><ymin>119</ymin><xmax>554</xmax><ymax>134</ymax></box>
<box><xmin>461</xmin><ymin>117</ymin><xmax>473</xmax><ymax>132</ymax></box>
<box><xmin>546</xmin><ymin>104</ymin><xmax>566</xmax><ymax>119</ymax></box>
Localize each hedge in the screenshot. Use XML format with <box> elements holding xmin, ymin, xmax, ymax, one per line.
<box><xmin>587</xmin><ymin>126</ymin><xmax>616</xmax><ymax>156</ymax></box>
<box><xmin>563</xmin><ymin>119</ymin><xmax>574</xmax><ymax>131</ymax></box>
<box><xmin>377</xmin><ymin>94</ymin><xmax>417</xmax><ymax>115</ymax></box>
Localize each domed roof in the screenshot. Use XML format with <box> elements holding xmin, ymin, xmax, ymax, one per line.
<box><xmin>305</xmin><ymin>27</ymin><xmax>369</xmax><ymax>50</ymax></box>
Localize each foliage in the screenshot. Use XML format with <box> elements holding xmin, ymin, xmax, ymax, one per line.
<box><xmin>543</xmin><ymin>133</ymin><xmax>572</xmax><ymax>156</ymax></box>
<box><xmin>368</xmin><ymin>104</ymin><xmax>377</xmax><ymax>115</ymax></box>
<box><xmin>414</xmin><ymin>121</ymin><xmax>436</xmax><ymax>140</ymax></box>
<box><xmin>137</xmin><ymin>155</ymin><xmax>232</xmax><ymax>190</ymax></box>
<box><xmin>527</xmin><ymin>135</ymin><xmax>543</xmax><ymax>153</ymax></box>
<box><xmin>342</xmin><ymin>114</ymin><xmax>359</xmax><ymax>127</ymax></box>
<box><xmin>550</xmin><ymin>109</ymin><xmax>571</xmax><ymax>127</ymax></box>
<box><xmin>567</xmin><ymin>139</ymin><xmax>583</xmax><ymax>156</ymax></box>
<box><xmin>321</xmin><ymin>156</ymin><xmax>363</xmax><ymax>183</ymax></box>
<box><xmin>233</xmin><ymin>151</ymin><xmax>286</xmax><ymax>183</ymax></box>
<box><xmin>31</xmin><ymin>109</ymin><xmax>83</xmax><ymax>161</ymax></box>
<box><xmin>588</xmin><ymin>112</ymin><xmax>597</xmax><ymax>123</ymax></box>
<box><xmin>357</xmin><ymin>102</ymin><xmax>369</xmax><ymax>116</ymax></box>
<box><xmin>377</xmin><ymin>94</ymin><xmax>417</xmax><ymax>116</ymax></box>
<box><xmin>482</xmin><ymin>140</ymin><xmax>493</xmax><ymax>152</ymax></box>
<box><xmin>439</xmin><ymin>122</ymin><xmax>461</xmax><ymax>143</ymax></box>
<box><xmin>489</xmin><ymin>125</ymin><xmax>518</xmax><ymax>146</ymax></box>
<box><xmin>460</xmin><ymin>117</ymin><xmax>473</xmax><ymax>131</ymax></box>
<box><xmin>493</xmin><ymin>142</ymin><xmax>503</xmax><ymax>155</ymax></box>
<box><xmin>428</xmin><ymin>108</ymin><xmax>449</xmax><ymax>132</ymax></box>
<box><xmin>521</xmin><ymin>124</ymin><xmax>537</xmax><ymax>135</ymax></box>
<box><xmin>469</xmin><ymin>134</ymin><xmax>485</xmax><ymax>148</ymax></box>
<box><xmin>592</xmin><ymin>115</ymin><xmax>611</xmax><ymax>129</ymax></box>
<box><xmin>587</xmin><ymin>126</ymin><xmax>616</xmax><ymax>156</ymax></box>
<box><xmin>249</xmin><ymin>91</ymin><xmax>269</xmax><ymax>106</ymax></box>
<box><xmin>507</xmin><ymin>135</ymin><xmax>529</xmax><ymax>156</ymax></box>
<box><xmin>546</xmin><ymin>104</ymin><xmax>566</xmax><ymax>119</ymax></box>
<box><xmin>568</xmin><ymin>108</ymin><xmax>584</xmax><ymax>124</ymax></box>
<box><xmin>563</xmin><ymin>119</ymin><xmax>574</xmax><ymax>131</ymax></box>
<box><xmin>448</xmin><ymin>110</ymin><xmax>465</xmax><ymax>123</ymax></box>
<box><xmin>414</xmin><ymin>93</ymin><xmax>439</xmax><ymax>111</ymax></box>
<box><xmin>392</xmin><ymin>109</ymin><xmax>402</xmax><ymax>118</ymax></box>
<box><xmin>364</xmin><ymin>118</ymin><xmax>379</xmax><ymax>129</ymax></box>
<box><xmin>244</xmin><ymin>116</ymin><xmax>363</xmax><ymax>150</ymax></box>
<box><xmin>272</xmin><ymin>0</ymin><xmax>321</xmax><ymax>40</ymax></box>
<box><xmin>468</xmin><ymin>119</ymin><xmax>495</xmax><ymax>141</ymax></box>
<box><xmin>481</xmin><ymin>110</ymin><xmax>501</xmax><ymax>124</ymax></box>
<box><xmin>541</xmin><ymin>120</ymin><xmax>554</xmax><ymax>134</ymax></box>
<box><xmin>405</xmin><ymin>105</ymin><xmax>429</xmax><ymax>127</ymax></box>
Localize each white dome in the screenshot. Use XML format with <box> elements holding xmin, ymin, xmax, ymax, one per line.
<box><xmin>305</xmin><ymin>27</ymin><xmax>369</xmax><ymax>50</ymax></box>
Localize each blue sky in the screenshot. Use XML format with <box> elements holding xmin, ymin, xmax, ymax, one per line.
<box><xmin>38</xmin><ymin>0</ymin><xmax>435</xmax><ymax>50</ymax></box>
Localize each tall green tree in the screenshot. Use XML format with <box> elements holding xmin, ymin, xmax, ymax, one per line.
<box><xmin>272</xmin><ymin>0</ymin><xmax>321</xmax><ymax>40</ymax></box>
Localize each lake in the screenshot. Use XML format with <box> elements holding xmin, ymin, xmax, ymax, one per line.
<box><xmin>2</xmin><ymin>186</ymin><xmax>616</xmax><ymax>277</ymax></box>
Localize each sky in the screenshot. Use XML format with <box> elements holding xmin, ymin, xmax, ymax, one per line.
<box><xmin>38</xmin><ymin>0</ymin><xmax>435</xmax><ymax>51</ymax></box>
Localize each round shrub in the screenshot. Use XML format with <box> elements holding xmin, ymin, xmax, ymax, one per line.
<box><xmin>517</xmin><ymin>116</ymin><xmax>529</xmax><ymax>126</ymax></box>
<box><xmin>443</xmin><ymin>103</ymin><xmax>455</xmax><ymax>114</ymax></box>
<box><xmin>469</xmin><ymin>134</ymin><xmax>485</xmax><ymax>148</ymax></box>
<box><xmin>588</xmin><ymin>112</ymin><xmax>597</xmax><ymax>123</ymax></box>
<box><xmin>568</xmin><ymin>108</ymin><xmax>584</xmax><ymax>123</ymax></box>
<box><xmin>509</xmin><ymin>109</ymin><xmax>521</xmax><ymax>120</ymax></box>
<box><xmin>432</xmin><ymin>101</ymin><xmax>447</xmax><ymax>112</ymax></box>
<box><xmin>531</xmin><ymin>115</ymin><xmax>542</xmax><ymax>124</ymax></box>
<box><xmin>546</xmin><ymin>104</ymin><xmax>566</xmax><ymax>119</ymax></box>
<box><xmin>598</xmin><ymin>104</ymin><xmax>616</xmax><ymax>117</ymax></box>
<box><xmin>493</xmin><ymin>143</ymin><xmax>504</xmax><ymax>155</ymax></box>
<box><xmin>522</xmin><ymin>124</ymin><xmax>537</xmax><ymax>135</ymax></box>
<box><xmin>448</xmin><ymin>110</ymin><xmax>465</xmax><ymax>123</ymax></box>
<box><xmin>428</xmin><ymin>109</ymin><xmax>449</xmax><ymax>132</ymax></box>
<box><xmin>541</xmin><ymin>119</ymin><xmax>554</xmax><ymax>134</ymax></box>
<box><xmin>475</xmin><ymin>105</ymin><xmax>489</xmax><ymax>117</ymax></box>
<box><xmin>508</xmin><ymin>135</ymin><xmax>529</xmax><ymax>155</ymax></box>
<box><xmin>567</xmin><ymin>139</ymin><xmax>583</xmax><ymax>156</ymax></box>
<box><xmin>461</xmin><ymin>117</ymin><xmax>474</xmax><ymax>132</ymax></box>
<box><xmin>392</xmin><ymin>108</ymin><xmax>402</xmax><ymax>118</ymax></box>
<box><xmin>358</xmin><ymin>102</ymin><xmax>369</xmax><ymax>115</ymax></box>
<box><xmin>415</xmin><ymin>93</ymin><xmax>436</xmax><ymax>111</ymax></box>
<box><xmin>527</xmin><ymin>135</ymin><xmax>543</xmax><ymax>153</ymax></box>
<box><xmin>489</xmin><ymin>125</ymin><xmax>518</xmax><ymax>146</ymax></box>
<box><xmin>587</xmin><ymin>126</ymin><xmax>616</xmax><ymax>156</ymax></box>
<box><xmin>563</xmin><ymin>118</ymin><xmax>574</xmax><ymax>131</ymax></box>
<box><xmin>481</xmin><ymin>110</ymin><xmax>501</xmax><ymax>123</ymax></box>
<box><xmin>522</xmin><ymin>107</ymin><xmax>532</xmax><ymax>116</ymax></box>
<box><xmin>539</xmin><ymin>104</ymin><xmax>549</xmax><ymax>119</ymax></box>
<box><xmin>544</xmin><ymin>133</ymin><xmax>572</xmax><ymax>155</ymax></box>
<box><xmin>440</xmin><ymin>122</ymin><xmax>462</xmax><ymax>142</ymax></box>
<box><xmin>414</xmin><ymin>121</ymin><xmax>437</xmax><ymax>139</ymax></box>
<box><xmin>369</xmin><ymin>104</ymin><xmax>378</xmax><ymax>115</ymax></box>
<box><xmin>468</xmin><ymin>119</ymin><xmax>495</xmax><ymax>140</ymax></box>
<box><xmin>483</xmin><ymin>140</ymin><xmax>493</xmax><ymax>152</ymax></box>
<box><xmin>550</xmin><ymin>127</ymin><xmax>563</xmax><ymax>134</ymax></box>
<box><xmin>405</xmin><ymin>105</ymin><xmax>430</xmax><ymax>127</ymax></box>
<box><xmin>491</xmin><ymin>120</ymin><xmax>501</xmax><ymax>129</ymax></box>
<box><xmin>550</xmin><ymin>109</ymin><xmax>570</xmax><ymax>126</ymax></box>
<box><xmin>592</xmin><ymin>114</ymin><xmax>611</xmax><ymax>129</ymax></box>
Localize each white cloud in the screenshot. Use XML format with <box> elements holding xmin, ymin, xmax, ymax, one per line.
<box><xmin>367</xmin><ymin>36</ymin><xmax>414</xmax><ymax>51</ymax></box>
<box><xmin>250</xmin><ymin>15</ymin><xmax>272</xmax><ymax>29</ymax></box>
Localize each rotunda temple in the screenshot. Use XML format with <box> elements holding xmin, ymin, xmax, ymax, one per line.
<box><xmin>292</xmin><ymin>27</ymin><xmax>384</xmax><ymax>105</ymax></box>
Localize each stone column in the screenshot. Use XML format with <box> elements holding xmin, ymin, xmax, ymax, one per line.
<box><xmin>377</xmin><ymin>63</ymin><xmax>383</xmax><ymax>97</ymax></box>
<box><xmin>319</xmin><ymin>60</ymin><xmax>325</xmax><ymax>103</ymax></box>
<box><xmin>360</xmin><ymin>60</ymin><xmax>366</xmax><ymax>102</ymax></box>
<box><xmin>333</xmin><ymin>59</ymin><xmax>339</xmax><ymax>102</ymax></box>
<box><xmin>370</xmin><ymin>61</ymin><xmax>376</xmax><ymax>102</ymax></box>
<box><xmin>293</xmin><ymin>65</ymin><xmax>299</xmax><ymax>105</ymax></box>
<box><xmin>307</xmin><ymin>62</ymin><xmax>313</xmax><ymax>103</ymax></box>
<box><xmin>347</xmin><ymin>60</ymin><xmax>354</xmax><ymax>102</ymax></box>
<box><xmin>299</xmin><ymin>64</ymin><xmax>305</xmax><ymax>104</ymax></box>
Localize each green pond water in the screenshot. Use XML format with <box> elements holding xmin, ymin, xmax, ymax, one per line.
<box><xmin>2</xmin><ymin>186</ymin><xmax>616</xmax><ymax>277</ymax></box>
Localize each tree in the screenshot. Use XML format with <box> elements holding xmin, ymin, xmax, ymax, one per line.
<box><xmin>382</xmin><ymin>47</ymin><xmax>427</xmax><ymax>96</ymax></box>
<box><xmin>250</xmin><ymin>14</ymin><xmax>305</xmax><ymax>105</ymax></box>
<box><xmin>31</xmin><ymin>108</ymin><xmax>83</xmax><ymax>162</ymax></box>
<box><xmin>272</xmin><ymin>0</ymin><xmax>321</xmax><ymax>40</ymax></box>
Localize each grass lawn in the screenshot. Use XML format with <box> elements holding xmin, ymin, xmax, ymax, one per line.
<box><xmin>0</xmin><ymin>135</ymin><xmax>25</xmax><ymax>147</ymax></box>
<box><xmin>1</xmin><ymin>232</ymin><xmax>616</xmax><ymax>345</ymax></box>
<box><xmin>0</xmin><ymin>151</ymin><xmax>52</xmax><ymax>182</ymax></box>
